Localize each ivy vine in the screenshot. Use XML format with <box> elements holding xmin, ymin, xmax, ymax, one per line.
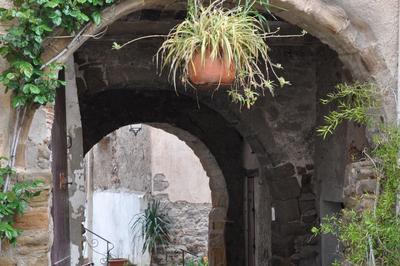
<box><xmin>0</xmin><ymin>0</ymin><xmax>114</xmax><ymax>107</ymax></box>
<box><xmin>0</xmin><ymin>157</ymin><xmax>43</xmax><ymax>245</ymax></box>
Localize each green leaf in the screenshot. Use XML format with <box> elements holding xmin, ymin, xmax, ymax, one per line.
<box><xmin>91</xmin><ymin>11</ymin><xmax>101</xmax><ymax>25</ymax></box>
<box><xmin>44</xmin><ymin>1</ymin><xmax>60</xmax><ymax>8</ymax></box>
<box><xmin>13</xmin><ymin>61</ymin><xmax>33</xmax><ymax>78</ymax></box>
<box><xmin>49</xmin><ymin>10</ymin><xmax>62</xmax><ymax>26</ymax></box>
<box><xmin>6</xmin><ymin>73</ymin><xmax>16</xmax><ymax>80</ymax></box>
<box><xmin>23</xmin><ymin>84</ymin><xmax>40</xmax><ymax>94</ymax></box>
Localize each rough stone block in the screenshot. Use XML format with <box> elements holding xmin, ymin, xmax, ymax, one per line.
<box><xmin>0</xmin><ymin>257</ymin><xmax>16</xmax><ymax>266</ymax></box>
<box><xmin>271</xmin><ymin>235</ymin><xmax>295</xmax><ymax>257</ymax></box>
<box><xmin>300</xmin><ymin>193</ymin><xmax>315</xmax><ymax>201</ymax></box>
<box><xmin>17</xmin><ymin>230</ymin><xmax>49</xmax><ymax>248</ymax></box>
<box><xmin>279</xmin><ymin>221</ymin><xmax>306</xmax><ymax>237</ymax></box>
<box><xmin>355</xmin><ymin>179</ymin><xmax>377</xmax><ymax>194</ymax></box>
<box><xmin>29</xmin><ymin>188</ymin><xmax>50</xmax><ymax>208</ymax></box>
<box><xmin>271</xmin><ymin>177</ymin><xmax>301</xmax><ymax>200</ymax></box>
<box><xmin>14</xmin><ymin>207</ymin><xmax>48</xmax><ymax>230</ymax></box>
<box><xmin>301</xmin><ymin>209</ymin><xmax>317</xmax><ymax>224</ymax></box>
<box><xmin>274</xmin><ymin>199</ymin><xmax>300</xmax><ymax>222</ymax></box>
<box><xmin>300</xmin><ymin>199</ymin><xmax>315</xmax><ymax>213</ymax></box>
<box><xmin>16</xmin><ymin>254</ymin><xmax>48</xmax><ymax>266</ymax></box>
<box><xmin>267</xmin><ymin>163</ymin><xmax>295</xmax><ymax>181</ymax></box>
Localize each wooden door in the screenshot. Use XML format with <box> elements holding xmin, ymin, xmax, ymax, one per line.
<box><xmin>51</xmin><ymin>76</ymin><xmax>71</xmax><ymax>266</ymax></box>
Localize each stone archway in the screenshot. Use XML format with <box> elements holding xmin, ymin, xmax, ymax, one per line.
<box><xmin>78</xmin><ymin>89</ymin><xmax>256</xmax><ymax>266</ymax></box>
<box><xmin>83</xmin><ymin>121</ymin><xmax>229</xmax><ymax>265</ymax></box>
<box><xmin>0</xmin><ymin>1</ymin><xmax>395</xmax><ymax>265</ymax></box>
<box><xmin>41</xmin><ymin>0</ymin><xmax>395</xmax><ymax>121</ymax></box>
<box><xmin>73</xmin><ymin>14</ymin><xmax>349</xmax><ymax>264</ymax></box>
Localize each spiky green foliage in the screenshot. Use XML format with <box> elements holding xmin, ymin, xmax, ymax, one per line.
<box><xmin>317</xmin><ymin>82</ymin><xmax>378</xmax><ymax>139</ymax></box>
<box><xmin>313</xmin><ymin>82</ymin><xmax>400</xmax><ymax>265</ymax></box>
<box><xmin>157</xmin><ymin>0</ymin><xmax>290</xmax><ymax>109</ymax></box>
<box><xmin>0</xmin><ymin>157</ymin><xmax>43</xmax><ymax>245</ymax></box>
<box><xmin>313</xmin><ymin>126</ymin><xmax>400</xmax><ymax>265</ymax></box>
<box><xmin>131</xmin><ymin>199</ymin><xmax>171</xmax><ymax>254</ymax></box>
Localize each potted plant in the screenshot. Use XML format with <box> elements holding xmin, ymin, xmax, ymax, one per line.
<box><xmin>107</xmin><ymin>258</ymin><xmax>129</xmax><ymax>266</ymax></box>
<box><xmin>131</xmin><ymin>199</ymin><xmax>171</xmax><ymax>265</ymax></box>
<box><xmin>157</xmin><ymin>0</ymin><xmax>292</xmax><ymax>108</ymax></box>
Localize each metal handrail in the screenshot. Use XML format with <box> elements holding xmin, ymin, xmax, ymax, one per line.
<box><xmin>82</xmin><ymin>225</ymin><xmax>115</xmax><ymax>265</ymax></box>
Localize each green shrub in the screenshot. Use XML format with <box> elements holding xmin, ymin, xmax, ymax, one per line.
<box><xmin>0</xmin><ymin>157</ymin><xmax>43</xmax><ymax>245</ymax></box>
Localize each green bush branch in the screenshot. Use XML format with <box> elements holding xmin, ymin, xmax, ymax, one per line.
<box><xmin>0</xmin><ymin>0</ymin><xmax>114</xmax><ymax>107</ymax></box>
<box><xmin>317</xmin><ymin>82</ymin><xmax>378</xmax><ymax>139</ymax></box>
<box><xmin>313</xmin><ymin>82</ymin><xmax>400</xmax><ymax>265</ymax></box>
<box><xmin>0</xmin><ymin>157</ymin><xmax>43</xmax><ymax>245</ymax></box>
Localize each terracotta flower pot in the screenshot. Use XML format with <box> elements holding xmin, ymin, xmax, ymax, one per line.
<box><xmin>108</xmin><ymin>258</ymin><xmax>128</xmax><ymax>266</ymax></box>
<box><xmin>188</xmin><ymin>50</ymin><xmax>235</xmax><ymax>85</ymax></box>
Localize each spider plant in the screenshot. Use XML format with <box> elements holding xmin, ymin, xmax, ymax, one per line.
<box><xmin>130</xmin><ymin>199</ymin><xmax>171</xmax><ymax>258</ymax></box>
<box><xmin>157</xmin><ymin>0</ymin><xmax>291</xmax><ymax>108</ymax></box>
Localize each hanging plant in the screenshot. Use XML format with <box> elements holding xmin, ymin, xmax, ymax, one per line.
<box><xmin>112</xmin><ymin>0</ymin><xmax>305</xmax><ymax>108</ymax></box>
<box><xmin>156</xmin><ymin>0</ymin><xmax>300</xmax><ymax>108</ymax></box>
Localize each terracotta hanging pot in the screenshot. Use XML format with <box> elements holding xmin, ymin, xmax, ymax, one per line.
<box><xmin>108</xmin><ymin>258</ymin><xmax>128</xmax><ymax>266</ymax></box>
<box><xmin>188</xmin><ymin>50</ymin><xmax>235</xmax><ymax>85</ymax></box>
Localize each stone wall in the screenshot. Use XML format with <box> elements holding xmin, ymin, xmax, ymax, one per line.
<box><xmin>90</xmin><ymin>125</ymin><xmax>152</xmax><ymax>192</ymax></box>
<box><xmin>343</xmin><ymin>161</ymin><xmax>377</xmax><ymax>212</ymax></box>
<box><xmin>0</xmin><ymin>0</ymin><xmax>398</xmax><ymax>265</ymax></box>
<box><xmin>153</xmin><ymin>194</ymin><xmax>211</xmax><ymax>266</ymax></box>
<box><xmin>0</xmin><ymin>106</ymin><xmax>53</xmax><ymax>266</ymax></box>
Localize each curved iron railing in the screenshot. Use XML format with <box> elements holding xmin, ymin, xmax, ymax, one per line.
<box><xmin>82</xmin><ymin>225</ymin><xmax>115</xmax><ymax>265</ymax></box>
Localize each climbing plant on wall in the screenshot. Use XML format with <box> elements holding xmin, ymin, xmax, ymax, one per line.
<box><xmin>313</xmin><ymin>82</ymin><xmax>400</xmax><ymax>265</ymax></box>
<box><xmin>0</xmin><ymin>157</ymin><xmax>43</xmax><ymax>245</ymax></box>
<box><xmin>0</xmin><ymin>0</ymin><xmax>114</xmax><ymax>108</ymax></box>
<box><xmin>0</xmin><ymin>0</ymin><xmax>114</xmax><ymax>248</ymax></box>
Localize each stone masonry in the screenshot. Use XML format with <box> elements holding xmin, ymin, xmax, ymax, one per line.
<box><xmin>0</xmin><ymin>106</ymin><xmax>53</xmax><ymax>266</ymax></box>
<box><xmin>0</xmin><ymin>0</ymin><xmax>399</xmax><ymax>265</ymax></box>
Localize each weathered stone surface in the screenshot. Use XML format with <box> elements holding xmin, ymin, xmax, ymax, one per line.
<box><xmin>274</xmin><ymin>199</ymin><xmax>300</xmax><ymax>223</ymax></box>
<box><xmin>28</xmin><ymin>188</ymin><xmax>50</xmax><ymax>208</ymax></box>
<box><xmin>356</xmin><ymin>179</ymin><xmax>377</xmax><ymax>194</ymax></box>
<box><xmin>156</xmin><ymin>199</ymin><xmax>212</xmax><ymax>265</ymax></box>
<box><xmin>0</xmin><ymin>257</ymin><xmax>16</xmax><ymax>266</ymax></box>
<box><xmin>14</xmin><ymin>207</ymin><xmax>49</xmax><ymax>230</ymax></box>
<box><xmin>16</xmin><ymin>230</ymin><xmax>49</xmax><ymax>248</ymax></box>
<box><xmin>268</xmin><ymin>163</ymin><xmax>296</xmax><ymax>181</ymax></box>
<box><xmin>299</xmin><ymin>199</ymin><xmax>315</xmax><ymax>213</ymax></box>
<box><xmin>279</xmin><ymin>221</ymin><xmax>306</xmax><ymax>237</ymax></box>
<box><xmin>271</xmin><ymin>176</ymin><xmax>301</xmax><ymax>200</ymax></box>
<box><xmin>153</xmin><ymin>173</ymin><xmax>169</xmax><ymax>191</ymax></box>
<box><xmin>301</xmin><ymin>209</ymin><xmax>318</xmax><ymax>224</ymax></box>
